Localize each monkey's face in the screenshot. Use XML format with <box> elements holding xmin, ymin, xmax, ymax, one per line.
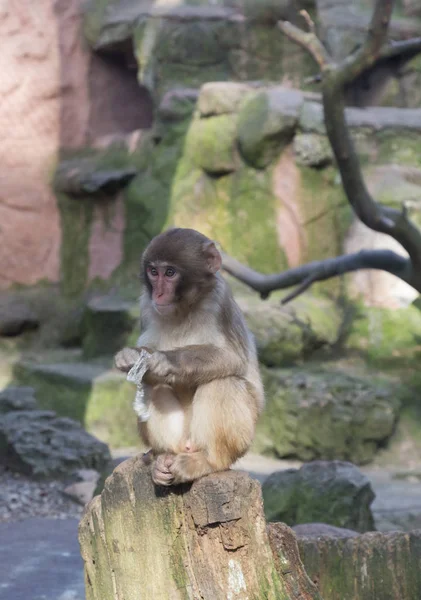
<box><xmin>145</xmin><ymin>262</ymin><xmax>181</xmax><ymax>316</ymax></box>
<box><xmin>142</xmin><ymin>228</ymin><xmax>223</xmax><ymax>318</ymax></box>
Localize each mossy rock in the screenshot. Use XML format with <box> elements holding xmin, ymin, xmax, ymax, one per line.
<box><xmin>237</xmin><ymin>88</ymin><xmax>302</xmax><ymax>168</ymax></box>
<box><xmin>236</xmin><ymin>293</ymin><xmax>341</xmax><ymax>366</ymax></box>
<box><xmin>198</xmin><ymin>82</ymin><xmax>256</xmax><ymax>117</ymax></box>
<box><xmin>346</xmin><ymin>304</ymin><xmax>421</xmax><ymax>366</ymax></box>
<box><xmin>293</xmin><ymin>133</ymin><xmax>333</xmax><ymax>168</ymax></box>
<box><xmin>263</xmin><ymin>461</ymin><xmax>375</xmax><ymax>532</ymax></box>
<box><xmin>14</xmin><ymin>359</ymin><xmax>140</xmax><ymax>448</ymax></box>
<box><xmin>170</xmin><ymin>159</ymin><xmax>286</xmax><ymax>273</ymax></box>
<box><xmin>184</xmin><ymin>114</ymin><xmax>238</xmax><ymax>174</ymax></box>
<box><xmin>254</xmin><ymin>366</ymin><xmax>401</xmax><ymax>463</ymax></box>
<box><xmin>82</xmin><ymin>296</ymin><xmax>139</xmax><ymax>359</ymax></box>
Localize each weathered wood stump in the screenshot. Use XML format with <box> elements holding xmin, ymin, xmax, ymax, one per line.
<box><xmin>79</xmin><ymin>455</ymin><xmax>322</xmax><ymax>599</ymax></box>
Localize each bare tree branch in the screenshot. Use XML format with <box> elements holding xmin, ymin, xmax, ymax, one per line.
<box><xmin>338</xmin><ymin>0</ymin><xmax>394</xmax><ymax>85</ymax></box>
<box><xmin>277</xmin><ymin>21</ymin><xmax>332</xmax><ymax>69</ymax></box>
<box><xmin>277</xmin><ymin>0</ymin><xmax>421</xmax><ymax>287</ymax></box>
<box><xmin>222</xmin><ymin>250</ymin><xmax>412</xmax><ymax>301</ymax></box>
<box><xmin>380</xmin><ymin>36</ymin><xmax>421</xmax><ymax>61</ymax></box>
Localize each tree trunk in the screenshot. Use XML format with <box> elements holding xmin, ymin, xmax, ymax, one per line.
<box><xmin>79</xmin><ymin>454</ymin><xmax>322</xmax><ymax>600</ymax></box>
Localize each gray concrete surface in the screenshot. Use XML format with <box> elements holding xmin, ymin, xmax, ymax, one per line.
<box><xmin>0</xmin><ymin>518</ymin><xmax>84</xmax><ymax>600</ymax></box>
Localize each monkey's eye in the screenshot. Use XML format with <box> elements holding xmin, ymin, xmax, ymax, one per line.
<box><xmin>148</xmin><ymin>266</ymin><xmax>158</xmax><ymax>277</ymax></box>
<box><xmin>165</xmin><ymin>267</ymin><xmax>176</xmax><ymax>278</ymax></box>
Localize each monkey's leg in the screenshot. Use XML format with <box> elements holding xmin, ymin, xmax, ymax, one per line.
<box><xmin>168</xmin><ymin>377</ymin><xmax>258</xmax><ymax>485</ymax></box>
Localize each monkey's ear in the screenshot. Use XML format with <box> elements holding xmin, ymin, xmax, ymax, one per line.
<box><xmin>203</xmin><ymin>241</ymin><xmax>222</xmax><ymax>274</ymax></box>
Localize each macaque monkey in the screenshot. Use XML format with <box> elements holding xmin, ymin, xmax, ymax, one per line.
<box><xmin>115</xmin><ymin>228</ymin><xmax>264</xmax><ymax>486</ymax></box>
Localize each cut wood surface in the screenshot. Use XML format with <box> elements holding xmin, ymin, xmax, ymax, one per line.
<box><xmin>79</xmin><ymin>455</ymin><xmax>322</xmax><ymax>599</ymax></box>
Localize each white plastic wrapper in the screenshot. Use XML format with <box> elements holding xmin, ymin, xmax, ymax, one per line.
<box><xmin>126</xmin><ymin>349</ymin><xmax>151</xmax><ymax>422</ymax></box>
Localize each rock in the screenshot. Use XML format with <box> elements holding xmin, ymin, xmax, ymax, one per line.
<box><xmin>0</xmin><ymin>297</ymin><xmax>39</xmax><ymax>336</ymax></box>
<box><xmin>54</xmin><ymin>157</ymin><xmax>137</xmax><ymax>197</ymax></box>
<box><xmin>293</xmin><ymin>133</ymin><xmax>333</xmax><ymax>168</ymax></box>
<box><xmin>82</xmin><ymin>295</ymin><xmax>138</xmax><ymax>358</ymax></box>
<box><xmin>185</xmin><ymin>114</ymin><xmax>239</xmax><ymax>174</ymax></box>
<box><xmin>402</xmin><ymin>0</ymin><xmax>421</xmax><ymax>17</ymax></box>
<box><xmin>14</xmin><ymin>357</ymin><xmax>140</xmax><ymax>447</ymax></box>
<box><xmin>254</xmin><ymin>367</ymin><xmax>400</xmax><ymax>463</ymax></box>
<box><xmin>346</xmin><ymin>304</ymin><xmax>421</xmax><ymax>362</ymax></box>
<box><xmin>317</xmin><ymin>0</ymin><xmax>421</xmax><ymax>62</ymax></box>
<box><xmin>293</xmin><ymin>523</ymin><xmax>359</xmax><ymax>538</ymax></box>
<box><xmin>0</xmin><ymin>409</ymin><xmax>111</xmax><ymax>478</ymax></box>
<box><xmin>300</xmin><ymin>101</ymin><xmax>421</xmax><ymax>134</ymax></box>
<box><xmin>63</xmin><ymin>480</ymin><xmax>99</xmax><ymax>505</ymax></box>
<box><xmin>0</xmin><ymin>387</ymin><xmax>37</xmax><ymax>413</ymax></box>
<box><xmin>238</xmin><ymin>88</ymin><xmax>303</xmax><ymax>168</ymax></box>
<box><xmin>262</xmin><ymin>460</ymin><xmax>375</xmax><ymax>532</ymax></box>
<box><xmin>293</xmin><ymin>526</ymin><xmax>421</xmax><ymax>600</ymax></box>
<box><xmin>198</xmin><ymin>82</ymin><xmax>256</xmax><ymax>117</ymax></box>
<box><xmin>158</xmin><ymin>88</ymin><xmax>199</xmax><ymax>122</ymax></box>
<box><xmin>85</xmin><ymin>1</ymin><xmax>314</xmax><ymax>101</ymax></box>
<box><xmin>236</xmin><ymin>293</ymin><xmax>341</xmax><ymax>367</ymax></box>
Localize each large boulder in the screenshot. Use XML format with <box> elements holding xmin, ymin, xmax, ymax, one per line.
<box><xmin>14</xmin><ymin>356</ymin><xmax>140</xmax><ymax>447</ymax></box>
<box><xmin>237</xmin><ymin>88</ymin><xmax>303</xmax><ymax>168</ymax></box>
<box><xmin>84</xmin><ymin>0</ymin><xmax>315</xmax><ymax>100</ymax></box>
<box><xmin>262</xmin><ymin>461</ymin><xmax>375</xmax><ymax>532</ymax></box>
<box><xmin>254</xmin><ymin>367</ymin><xmax>400</xmax><ymax>463</ymax></box>
<box><xmin>0</xmin><ymin>409</ymin><xmax>111</xmax><ymax>478</ymax></box>
<box><xmin>236</xmin><ymin>292</ymin><xmax>341</xmax><ymax>366</ymax></box>
<box><xmin>0</xmin><ymin>387</ymin><xmax>37</xmax><ymax>413</ymax></box>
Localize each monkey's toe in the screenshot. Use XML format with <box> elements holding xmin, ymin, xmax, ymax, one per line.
<box><xmin>152</xmin><ymin>454</ymin><xmax>175</xmax><ymax>486</ymax></box>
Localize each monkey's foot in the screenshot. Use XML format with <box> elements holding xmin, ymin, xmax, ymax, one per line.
<box><xmin>169</xmin><ymin>452</ymin><xmax>215</xmax><ymax>485</ymax></box>
<box><xmin>152</xmin><ymin>453</ymin><xmax>175</xmax><ymax>486</ymax></box>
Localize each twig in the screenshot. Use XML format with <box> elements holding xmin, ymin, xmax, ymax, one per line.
<box><xmin>299</xmin><ymin>10</ymin><xmax>316</xmax><ymax>35</ymax></box>
<box><xmin>277</xmin><ymin>21</ymin><xmax>332</xmax><ymax>69</ymax></box>
<box><xmin>281</xmin><ymin>273</ymin><xmax>319</xmax><ymax>305</ymax></box>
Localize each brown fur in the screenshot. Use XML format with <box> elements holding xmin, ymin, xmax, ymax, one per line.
<box><xmin>115</xmin><ymin>228</ymin><xmax>264</xmax><ymax>486</ymax></box>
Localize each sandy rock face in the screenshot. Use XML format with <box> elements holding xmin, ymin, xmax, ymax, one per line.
<box><xmin>0</xmin><ymin>1</ymin><xmax>64</xmax><ymax>288</ymax></box>
<box><xmin>0</xmin><ymin>0</ymin><xmax>151</xmax><ymax>290</ymax></box>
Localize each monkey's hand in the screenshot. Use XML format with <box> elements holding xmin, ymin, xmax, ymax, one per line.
<box><xmin>144</xmin><ymin>351</ymin><xmax>176</xmax><ymax>386</ymax></box>
<box><xmin>114</xmin><ymin>346</ymin><xmax>152</xmax><ymax>373</ymax></box>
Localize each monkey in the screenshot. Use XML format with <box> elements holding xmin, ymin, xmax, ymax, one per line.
<box><xmin>115</xmin><ymin>228</ymin><xmax>264</xmax><ymax>486</ymax></box>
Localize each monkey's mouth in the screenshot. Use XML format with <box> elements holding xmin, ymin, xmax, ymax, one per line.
<box><xmin>153</xmin><ymin>302</ymin><xmax>175</xmax><ymax>315</ymax></box>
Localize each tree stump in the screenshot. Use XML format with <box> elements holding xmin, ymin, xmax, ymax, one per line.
<box><xmin>79</xmin><ymin>455</ymin><xmax>322</xmax><ymax>599</ymax></box>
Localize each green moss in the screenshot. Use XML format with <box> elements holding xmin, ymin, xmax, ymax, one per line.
<box><xmin>237</xmin><ymin>293</ymin><xmax>341</xmax><ymax>366</ymax></box>
<box><xmin>375</xmin><ymin>132</ymin><xmax>421</xmax><ymax>167</ymax></box>
<box><xmin>254</xmin><ymin>366</ymin><xmax>400</xmax><ymax>463</ymax></box>
<box><xmin>57</xmin><ymin>193</ymin><xmax>94</xmax><ymax>297</ymax></box>
<box><xmin>184</xmin><ymin>114</ymin><xmax>238</xmax><ymax>174</ymax></box>
<box><xmin>237</xmin><ymin>90</ymin><xmax>298</xmax><ymax>168</ymax></box>
<box><xmin>82</xmin><ymin>298</ymin><xmax>139</xmax><ymax>359</ymax></box>
<box><xmin>298</xmin><ymin>166</ymin><xmax>352</xmax><ymax>296</ymax></box>
<box><xmin>346</xmin><ymin>305</ymin><xmax>421</xmax><ymax>367</ymax></box>
<box><xmin>170</xmin><ymin>157</ymin><xmax>286</xmax><ymax>272</ymax></box>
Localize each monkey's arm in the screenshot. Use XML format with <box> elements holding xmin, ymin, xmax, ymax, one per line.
<box><xmin>146</xmin><ymin>344</ymin><xmax>246</xmax><ymax>387</ymax></box>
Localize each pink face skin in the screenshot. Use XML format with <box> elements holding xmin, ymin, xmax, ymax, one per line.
<box><xmin>146</xmin><ymin>262</ymin><xmax>180</xmax><ymax>315</ymax></box>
